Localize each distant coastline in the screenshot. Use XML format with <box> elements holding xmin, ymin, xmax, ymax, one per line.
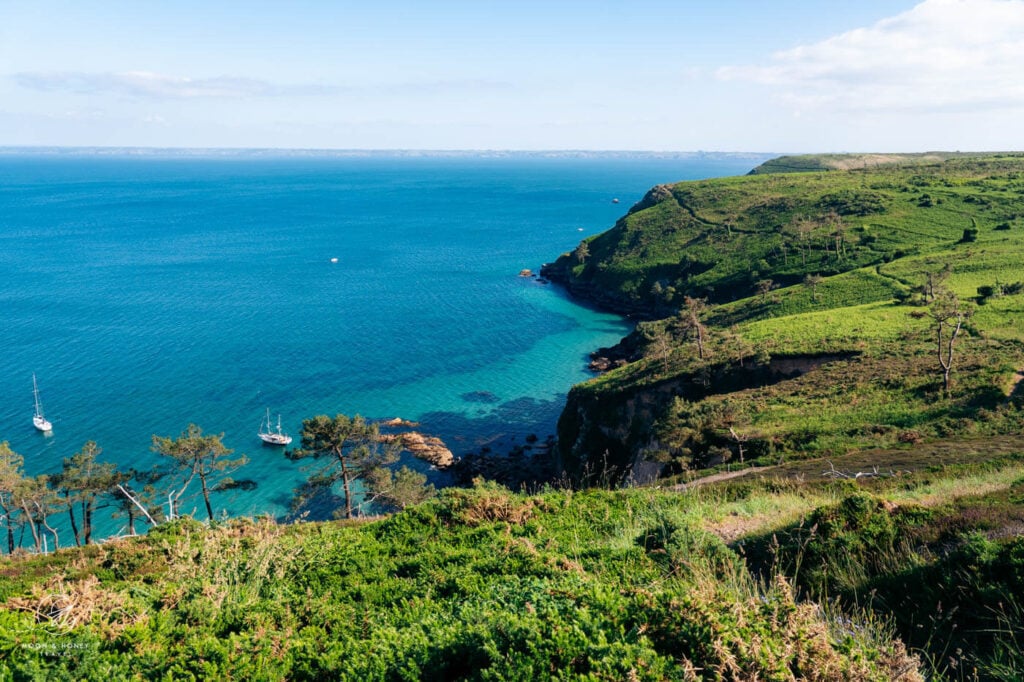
<box><xmin>0</xmin><ymin>145</ymin><xmax>778</xmax><ymax>161</ymax></box>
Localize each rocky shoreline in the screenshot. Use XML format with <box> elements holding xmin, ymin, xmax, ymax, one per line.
<box><xmin>539</xmin><ymin>259</ymin><xmax>654</xmax><ymax>319</ymax></box>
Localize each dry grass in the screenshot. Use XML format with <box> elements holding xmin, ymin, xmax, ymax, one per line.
<box><xmin>676</xmin><ymin>572</ymin><xmax>923</xmax><ymax>681</ymax></box>
<box><xmin>6</xmin><ymin>574</ymin><xmax>145</xmax><ymax>633</ymax></box>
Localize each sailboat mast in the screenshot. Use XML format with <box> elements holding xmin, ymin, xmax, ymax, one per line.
<box><xmin>32</xmin><ymin>374</ymin><xmax>42</xmax><ymax>416</ymax></box>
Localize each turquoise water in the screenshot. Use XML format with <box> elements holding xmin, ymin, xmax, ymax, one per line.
<box><xmin>0</xmin><ymin>152</ymin><xmax>764</xmax><ymax>533</ymax></box>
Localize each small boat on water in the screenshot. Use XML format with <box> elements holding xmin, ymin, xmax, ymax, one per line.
<box><xmin>258</xmin><ymin>408</ymin><xmax>292</xmax><ymax>446</ymax></box>
<box><xmin>32</xmin><ymin>374</ymin><xmax>52</xmax><ymax>432</ymax></box>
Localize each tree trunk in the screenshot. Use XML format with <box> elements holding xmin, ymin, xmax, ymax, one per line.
<box><xmin>937</xmin><ymin>316</ymin><xmax>963</xmax><ymax>398</ymax></box>
<box><xmin>20</xmin><ymin>502</ymin><xmax>41</xmax><ymax>552</ymax></box>
<box><xmin>0</xmin><ymin>501</ymin><xmax>14</xmax><ymax>554</ymax></box>
<box><xmin>339</xmin><ymin>454</ymin><xmax>353</xmax><ymax>519</ymax></box>
<box><xmin>83</xmin><ymin>500</ymin><xmax>93</xmax><ymax>545</ymax></box>
<box><xmin>118</xmin><ymin>484</ymin><xmax>157</xmax><ymax>528</ymax></box>
<box><xmin>199</xmin><ymin>469</ymin><xmax>214</xmax><ymax>520</ymax></box>
<box><xmin>38</xmin><ymin>504</ymin><xmax>59</xmax><ymax>552</ymax></box>
<box><xmin>65</xmin><ymin>494</ymin><xmax>81</xmax><ymax>547</ymax></box>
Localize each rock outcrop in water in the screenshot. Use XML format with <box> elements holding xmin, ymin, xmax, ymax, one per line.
<box><xmin>379</xmin><ymin>424</ymin><xmax>455</xmax><ymax>469</ymax></box>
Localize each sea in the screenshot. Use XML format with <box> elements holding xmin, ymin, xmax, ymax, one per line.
<box><xmin>0</xmin><ymin>150</ymin><xmax>769</xmax><ymax>539</ymax></box>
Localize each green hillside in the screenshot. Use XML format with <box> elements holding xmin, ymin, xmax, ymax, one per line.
<box><xmin>543</xmin><ymin>154</ymin><xmax>1024</xmax><ymax>483</ymax></box>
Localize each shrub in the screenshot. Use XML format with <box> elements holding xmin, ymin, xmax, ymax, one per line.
<box><xmin>438</xmin><ymin>479</ymin><xmax>541</xmax><ymax>526</ymax></box>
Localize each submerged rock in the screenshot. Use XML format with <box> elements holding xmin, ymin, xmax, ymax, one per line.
<box><xmin>381</xmin><ymin>417</ymin><xmax>418</xmax><ymax>428</ymax></box>
<box><xmin>461</xmin><ymin>390</ymin><xmax>501</xmax><ymax>404</ymax></box>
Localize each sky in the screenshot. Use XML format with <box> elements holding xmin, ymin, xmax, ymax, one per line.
<box><xmin>2</xmin><ymin>0</ymin><xmax>1023</xmax><ymax>152</ymax></box>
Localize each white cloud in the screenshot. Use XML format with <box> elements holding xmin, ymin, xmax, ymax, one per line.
<box><xmin>717</xmin><ymin>0</ymin><xmax>1024</xmax><ymax>113</ymax></box>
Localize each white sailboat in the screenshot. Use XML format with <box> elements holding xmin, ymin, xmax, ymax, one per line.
<box><xmin>258</xmin><ymin>408</ymin><xmax>292</xmax><ymax>446</ymax></box>
<box><xmin>32</xmin><ymin>374</ymin><xmax>52</xmax><ymax>432</ymax></box>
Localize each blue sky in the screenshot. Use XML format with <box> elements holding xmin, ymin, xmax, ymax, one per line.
<box><xmin>2</xmin><ymin>0</ymin><xmax>1022</xmax><ymax>151</ymax></box>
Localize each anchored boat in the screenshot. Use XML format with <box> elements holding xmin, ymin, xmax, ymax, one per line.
<box><xmin>32</xmin><ymin>374</ymin><xmax>52</xmax><ymax>432</ymax></box>
<box><xmin>258</xmin><ymin>408</ymin><xmax>292</xmax><ymax>446</ymax></box>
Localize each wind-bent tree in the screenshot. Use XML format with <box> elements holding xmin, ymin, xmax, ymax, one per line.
<box><xmin>791</xmin><ymin>215</ymin><xmax>815</xmax><ymax>266</ymax></box>
<box><xmin>803</xmin><ymin>273</ymin><xmax>823</xmax><ymax>302</ymax></box>
<box><xmin>823</xmin><ymin>211</ymin><xmax>848</xmax><ymax>260</ymax></box>
<box><xmin>573</xmin><ymin>240</ymin><xmax>590</xmax><ymax>264</ymax></box>
<box><xmin>14</xmin><ymin>475</ymin><xmax>59</xmax><ymax>553</ymax></box>
<box><xmin>922</xmin><ymin>264</ymin><xmax>953</xmax><ymax>302</ymax></box>
<box><xmin>642</xmin><ymin>325</ymin><xmax>675</xmax><ymax>375</ymax></box>
<box><xmin>0</xmin><ymin>443</ymin><xmax>25</xmax><ymax>554</ymax></box>
<box><xmin>289</xmin><ymin>414</ymin><xmax>400</xmax><ymax>519</ymax></box>
<box><xmin>153</xmin><ymin>425</ymin><xmax>247</xmax><ymax>521</ymax></box>
<box><xmin>727</xmin><ymin>427</ymin><xmax>751</xmax><ymax>465</ymax></box>
<box><xmin>919</xmin><ymin>289</ymin><xmax>973</xmax><ymax>397</ymax></box>
<box><xmin>677</xmin><ymin>296</ymin><xmax>709</xmax><ymax>360</ymax></box>
<box><xmin>53</xmin><ymin>441</ymin><xmax>119</xmax><ymax>546</ymax></box>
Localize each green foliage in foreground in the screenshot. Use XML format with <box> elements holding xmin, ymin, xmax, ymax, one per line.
<box><xmin>0</xmin><ymin>484</ymin><xmax>921</xmax><ymax>680</ymax></box>
<box><xmin>734</xmin><ymin>458</ymin><xmax>1024</xmax><ymax>680</ymax></box>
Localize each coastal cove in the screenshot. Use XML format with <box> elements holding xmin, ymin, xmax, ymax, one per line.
<box><xmin>0</xmin><ymin>151</ymin><xmax>770</xmax><ymax>535</ymax></box>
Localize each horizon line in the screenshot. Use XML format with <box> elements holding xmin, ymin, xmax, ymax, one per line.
<box><xmin>0</xmin><ymin>145</ymin><xmax>781</xmax><ymax>157</ymax></box>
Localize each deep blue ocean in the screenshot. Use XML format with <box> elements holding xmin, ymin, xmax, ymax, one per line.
<box><xmin>0</xmin><ymin>152</ymin><xmax>766</xmax><ymax>537</ymax></box>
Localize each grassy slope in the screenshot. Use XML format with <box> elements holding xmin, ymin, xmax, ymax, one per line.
<box><xmin>0</xmin><ymin>484</ymin><xmax>922</xmax><ymax>680</ymax></box>
<box><xmin>693</xmin><ymin>449</ymin><xmax>1024</xmax><ymax>680</ymax></box>
<box><xmin>2</xmin><ymin>456</ymin><xmax>1022</xmax><ymax>679</ymax></box>
<box><xmin>552</xmin><ymin>154</ymin><xmax>1024</xmax><ymax>481</ymax></box>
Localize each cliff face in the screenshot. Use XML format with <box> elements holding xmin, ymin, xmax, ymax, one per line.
<box><xmin>555</xmin><ymin>374</ymin><xmax>681</xmax><ymax>484</ymax></box>
<box><xmin>555</xmin><ymin>355</ymin><xmax>853</xmax><ymax>483</ymax></box>
<box><xmin>540</xmin><ymin>258</ymin><xmax>656</xmax><ymax>319</ymax></box>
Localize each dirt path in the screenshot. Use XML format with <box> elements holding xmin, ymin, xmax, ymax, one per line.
<box><xmin>669</xmin><ymin>434</ymin><xmax>1024</xmax><ymax>494</ymax></box>
<box><xmin>670</xmin><ymin>465</ymin><xmax>775</xmax><ymax>492</ymax></box>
